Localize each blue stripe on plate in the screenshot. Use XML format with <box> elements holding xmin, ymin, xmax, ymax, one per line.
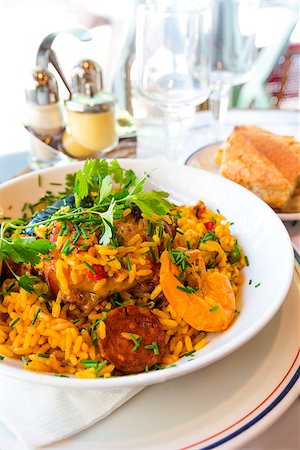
<box><xmin>198</xmin><ymin>365</ymin><xmax>300</xmax><ymax>450</ymax></box>
<box><xmin>294</xmin><ymin>249</ymin><xmax>300</xmax><ymax>266</ymax></box>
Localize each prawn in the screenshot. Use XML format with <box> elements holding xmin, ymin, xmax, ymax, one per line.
<box><xmin>159</xmin><ymin>249</ymin><xmax>236</xmax><ymax>332</ymax></box>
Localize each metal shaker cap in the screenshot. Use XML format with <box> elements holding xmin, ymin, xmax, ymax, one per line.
<box><xmin>71</xmin><ymin>59</ymin><xmax>103</xmax><ymax>97</ymax></box>
<box><xmin>25</xmin><ymin>68</ymin><xmax>59</xmax><ymax>105</ymax></box>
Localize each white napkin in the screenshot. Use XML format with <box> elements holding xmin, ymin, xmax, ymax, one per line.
<box><xmin>0</xmin><ymin>375</ymin><xmax>142</xmax><ymax>449</ymax></box>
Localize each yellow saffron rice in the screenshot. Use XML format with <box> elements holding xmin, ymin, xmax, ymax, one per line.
<box><xmin>0</xmin><ymin>202</ymin><xmax>246</xmax><ymax>377</ymax></box>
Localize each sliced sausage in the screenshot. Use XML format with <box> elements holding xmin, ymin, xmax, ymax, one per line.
<box><xmin>98</xmin><ymin>305</ymin><xmax>165</xmax><ymax>374</ymax></box>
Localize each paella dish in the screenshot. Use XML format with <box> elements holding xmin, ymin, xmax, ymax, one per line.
<box><xmin>0</xmin><ymin>159</ymin><xmax>247</xmax><ymax>378</ymax></box>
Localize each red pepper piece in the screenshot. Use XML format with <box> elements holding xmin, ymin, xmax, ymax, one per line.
<box><xmin>204</xmin><ymin>221</ymin><xmax>216</xmax><ymax>231</ymax></box>
<box><xmin>87</xmin><ymin>265</ymin><xmax>107</xmax><ymax>281</ymax></box>
<box><xmin>195</xmin><ymin>203</ymin><xmax>206</xmax><ymax>219</ymax></box>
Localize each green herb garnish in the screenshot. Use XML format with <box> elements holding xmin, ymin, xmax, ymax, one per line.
<box><xmin>31</xmin><ymin>307</ymin><xmax>41</xmax><ymax>325</ymax></box>
<box><xmin>129</xmin><ymin>334</ymin><xmax>143</xmax><ymax>352</ymax></box>
<box><xmin>144</xmin><ymin>341</ymin><xmax>159</xmax><ymax>355</ymax></box>
<box><xmin>209</xmin><ymin>305</ymin><xmax>219</xmax><ymax>312</ymax></box>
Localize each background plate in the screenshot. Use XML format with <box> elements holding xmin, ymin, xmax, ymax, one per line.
<box><xmin>184</xmin><ymin>109</ymin><xmax>300</xmax><ymax>222</ymax></box>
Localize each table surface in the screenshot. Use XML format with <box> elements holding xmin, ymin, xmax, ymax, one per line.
<box><xmin>0</xmin><ymin>110</ymin><xmax>299</xmax><ymax>450</ymax></box>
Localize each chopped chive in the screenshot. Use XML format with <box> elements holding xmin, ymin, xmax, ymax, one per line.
<box><xmin>9</xmin><ymin>317</ymin><xmax>20</xmax><ymax>328</ymax></box>
<box><xmin>22</xmin><ymin>356</ymin><xmax>28</xmax><ymax>365</ymax></box>
<box><xmin>72</xmin><ymin>319</ymin><xmax>79</xmax><ymax>324</ymax></box>
<box><xmin>180</xmin><ymin>349</ymin><xmax>196</xmax><ymax>358</ymax></box>
<box><xmin>173</xmin><ymin>274</ymin><xmax>182</xmax><ymax>283</ymax></box>
<box><xmin>66</xmin><ymin>245</ymin><xmax>76</xmax><ymax>255</ymax></box>
<box><xmin>64</xmin><ymin>227</ymin><xmax>70</xmax><ymax>236</ymax></box>
<box><xmin>54</xmin><ymin>374</ymin><xmax>70</xmax><ymax>377</ymax></box>
<box><xmin>21</xmin><ymin>202</ymin><xmax>28</xmax><ymax>212</ymax></box>
<box><xmin>176</xmin><ymin>285</ymin><xmax>199</xmax><ymax>294</ymax></box>
<box><xmin>107</xmin><ymin>257</ymin><xmax>116</xmax><ymax>262</ymax></box>
<box><xmin>234</xmin><ymin>240</ymin><xmax>241</xmax><ymax>257</ymax></box>
<box><xmin>93</xmin><ymin>315</ymin><xmax>107</xmax><ymax>329</ymax></box>
<box><xmin>80</xmin><ymin>359</ymin><xmax>98</xmax><ymax>368</ymax></box>
<box><xmin>126</xmin><ymin>256</ymin><xmax>132</xmax><ymax>271</ymax></box>
<box><xmin>0</xmin><ymin>281</ymin><xmax>15</xmax><ymax>295</ymax></box>
<box><xmin>38</xmin><ymin>174</ymin><xmax>41</xmax><ymax>187</ymax></box>
<box><xmin>58</xmin><ymin>229</ymin><xmax>64</xmax><ymax>236</ymax></box>
<box><xmin>249</xmin><ymin>279</ymin><xmax>252</xmax><ymax>285</ymax></box>
<box><xmin>145</xmin><ymin>364</ymin><xmax>149</xmax><ymax>373</ymax></box>
<box><xmin>83</xmin><ymin>261</ymin><xmax>97</xmax><ymax>274</ymax></box>
<box><xmin>80</xmin><ymin>227</ymin><xmax>89</xmax><ymax>239</ymax></box>
<box><xmin>230</xmin><ymin>222</ymin><xmax>234</xmax><ymax>226</ymax></box>
<box><xmin>147</xmin><ymin>221</ymin><xmax>152</xmax><ymax>236</ymax></box>
<box><xmin>95</xmin><ymin>360</ymin><xmax>107</xmax><ymax>375</ymax></box>
<box><xmin>211</xmin><ymin>216</ymin><xmax>216</xmax><ymax>224</ymax></box>
<box><xmin>244</xmin><ymin>255</ymin><xmax>249</xmax><ymax>266</ymax></box>
<box><xmin>80</xmin><ymin>359</ymin><xmax>98</xmax><ymax>364</ymax></box>
<box><xmin>61</xmin><ymin>239</ymin><xmax>70</xmax><ymax>254</ymax></box>
<box><xmin>129</xmin><ymin>334</ymin><xmax>143</xmax><ymax>352</ymax></box>
<box><xmin>117</xmin><ymin>256</ymin><xmax>125</xmax><ymax>269</ymax></box>
<box><xmin>73</xmin><ymin>232</ymin><xmax>81</xmax><ymax>244</ymax></box>
<box><xmin>93</xmin><ymin>330</ymin><xmax>98</xmax><ymax>346</ymax></box>
<box><xmin>43</xmin><ymin>257</ymin><xmax>52</xmax><ymax>261</ymax></box>
<box><xmin>50</xmin><ymin>182</ymin><xmax>62</xmax><ymax>186</ymax></box>
<box><xmin>216</xmin><ymin>209</ymin><xmax>221</xmax><ymax>214</ymax></box>
<box><xmin>144</xmin><ymin>341</ymin><xmax>159</xmax><ymax>355</ymax></box>
<box><xmin>210</xmin><ymin>305</ymin><xmax>219</xmax><ymax>312</ymax></box>
<box><xmin>168</xmin><ymin>251</ymin><xmax>176</xmax><ymax>264</ymax></box>
<box><xmin>0</xmin><ymin>355</ymin><xmax>4</xmax><ymax>360</ymax></box>
<box><xmin>71</xmin><ymin>231</ymin><xmax>77</xmax><ymax>240</ymax></box>
<box><xmin>196</xmin><ymin>236</ymin><xmax>201</xmax><ymax>248</ymax></box>
<box><xmin>31</xmin><ymin>307</ymin><xmax>41</xmax><ymax>325</ymax></box>
<box><xmin>234</xmin><ymin>309</ymin><xmax>240</xmax><ymax>314</ymax></box>
<box><xmin>254</xmin><ymin>283</ymin><xmax>261</xmax><ymax>288</ymax></box>
<box><xmin>38</xmin><ymin>353</ymin><xmax>50</xmax><ymax>358</ymax></box>
<box><xmin>61</xmin><ymin>221</ymin><xmax>67</xmax><ymax>231</ymax></box>
<box><xmin>202</xmin><ymin>230</ymin><xmax>218</xmax><ymax>243</ymax></box>
<box><xmin>80</xmin><ymin>244</ymin><xmax>91</xmax><ymax>250</ymax></box>
<box><xmin>149</xmin><ymin>246</ymin><xmax>156</xmax><ymax>262</ymax></box>
<box><xmin>166</xmin><ymin>236</ymin><xmax>173</xmax><ymax>250</ymax></box>
<box><xmin>90</xmin><ymin>225</ymin><xmax>101</xmax><ymax>234</ymax></box>
<box><xmin>158</xmin><ymin>224</ymin><xmax>164</xmax><ymax>240</ymax></box>
<box><xmin>186</xmin><ymin>240</ymin><xmax>191</xmax><ymax>250</ymax></box>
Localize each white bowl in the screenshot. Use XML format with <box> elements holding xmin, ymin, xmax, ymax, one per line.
<box><xmin>0</xmin><ymin>159</ymin><xmax>294</xmax><ymax>388</ymax></box>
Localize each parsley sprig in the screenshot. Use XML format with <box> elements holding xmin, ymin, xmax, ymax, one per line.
<box><xmin>0</xmin><ymin>159</ymin><xmax>174</xmax><ymax>292</ymax></box>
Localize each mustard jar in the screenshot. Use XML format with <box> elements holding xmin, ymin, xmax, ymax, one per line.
<box><xmin>64</xmin><ymin>59</ymin><xmax>118</xmax><ymax>158</ymax></box>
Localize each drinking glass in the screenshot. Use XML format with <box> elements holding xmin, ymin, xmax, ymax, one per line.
<box><xmin>209</xmin><ymin>0</ymin><xmax>258</xmax><ymax>141</ymax></box>
<box><xmin>135</xmin><ymin>0</ymin><xmax>211</xmax><ymax>160</ymax></box>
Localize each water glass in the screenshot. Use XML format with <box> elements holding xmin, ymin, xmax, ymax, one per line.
<box><xmin>209</xmin><ymin>0</ymin><xmax>258</xmax><ymax>140</ymax></box>
<box><xmin>135</xmin><ymin>0</ymin><xmax>211</xmax><ymax>160</ymax></box>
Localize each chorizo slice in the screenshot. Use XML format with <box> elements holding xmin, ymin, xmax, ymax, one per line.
<box><xmin>98</xmin><ymin>305</ymin><xmax>165</xmax><ymax>374</ymax></box>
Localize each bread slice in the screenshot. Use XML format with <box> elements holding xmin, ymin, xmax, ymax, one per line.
<box><xmin>219</xmin><ymin>125</ymin><xmax>300</xmax><ymax>211</ymax></box>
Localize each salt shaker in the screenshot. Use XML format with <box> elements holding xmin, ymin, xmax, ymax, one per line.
<box><xmin>25</xmin><ymin>67</ymin><xmax>65</xmax><ymax>169</ymax></box>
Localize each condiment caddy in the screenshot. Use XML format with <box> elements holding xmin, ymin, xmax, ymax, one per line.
<box><xmin>24</xmin><ymin>28</ymin><xmax>135</xmax><ymax>169</ymax></box>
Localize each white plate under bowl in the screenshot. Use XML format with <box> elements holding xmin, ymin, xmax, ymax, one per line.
<box><xmin>0</xmin><ymin>159</ymin><xmax>294</xmax><ymax>389</ymax></box>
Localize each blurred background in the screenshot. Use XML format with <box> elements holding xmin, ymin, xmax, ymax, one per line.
<box><xmin>0</xmin><ymin>0</ymin><xmax>299</xmax><ymax>154</ymax></box>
